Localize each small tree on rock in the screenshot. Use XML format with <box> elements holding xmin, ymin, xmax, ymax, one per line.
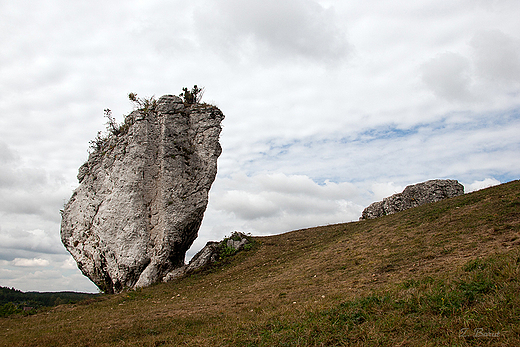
<box><xmin>180</xmin><ymin>85</ymin><xmax>205</xmax><ymax>104</ymax></box>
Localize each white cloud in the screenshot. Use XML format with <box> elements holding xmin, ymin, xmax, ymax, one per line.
<box><xmin>60</xmin><ymin>256</ymin><xmax>78</xmax><ymax>270</ymax></box>
<box><xmin>3</xmin><ymin>268</ymin><xmax>97</xmax><ymax>292</ymax></box>
<box><xmin>216</xmin><ymin>190</ymin><xmax>279</xmax><ymax>220</ymax></box>
<box><xmin>12</xmin><ymin>258</ymin><xmax>50</xmax><ymax>267</ymax></box>
<box><xmin>370</xmin><ymin>182</ymin><xmax>404</xmax><ymax>202</ymax></box>
<box><xmin>421</xmin><ymin>52</ymin><xmax>474</xmax><ymax>101</ymax></box>
<box><xmin>471</xmin><ymin>30</ymin><xmax>520</xmax><ymax>84</ymax></box>
<box><xmin>0</xmin><ymin>142</ymin><xmax>70</xmax><ymax>222</ymax></box>
<box><xmin>465</xmin><ymin>178</ymin><xmax>501</xmax><ymax>192</ymax></box>
<box><xmin>210</xmin><ymin>173</ymin><xmax>363</xmax><ymax>235</ymax></box>
<box><xmin>0</xmin><ymin>227</ymin><xmax>66</xmax><ymax>260</ymax></box>
<box><xmin>0</xmin><ymin>252</ymin><xmax>98</xmax><ymax>292</ymax></box>
<box><xmin>0</xmin><ymin>142</ymin><xmax>17</xmax><ymax>163</ymax></box>
<box><xmin>194</xmin><ymin>0</ymin><xmax>350</xmax><ymax>64</ymax></box>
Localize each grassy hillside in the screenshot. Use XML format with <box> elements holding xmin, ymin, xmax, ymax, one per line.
<box><xmin>1</xmin><ymin>180</ymin><xmax>519</xmax><ymax>346</ymax></box>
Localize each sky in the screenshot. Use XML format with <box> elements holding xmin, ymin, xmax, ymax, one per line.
<box><xmin>1</xmin><ymin>0</ymin><xmax>519</xmax><ymax>293</ymax></box>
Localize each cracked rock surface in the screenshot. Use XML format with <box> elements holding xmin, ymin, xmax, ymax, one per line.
<box><xmin>60</xmin><ymin>95</ymin><xmax>224</xmax><ymax>293</ymax></box>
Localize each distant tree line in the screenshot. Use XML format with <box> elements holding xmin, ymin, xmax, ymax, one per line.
<box><xmin>0</xmin><ymin>286</ymin><xmax>98</xmax><ymax>317</ymax></box>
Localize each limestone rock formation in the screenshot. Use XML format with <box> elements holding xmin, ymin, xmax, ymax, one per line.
<box><xmin>164</xmin><ymin>232</ymin><xmax>252</xmax><ymax>282</ymax></box>
<box><xmin>60</xmin><ymin>95</ymin><xmax>224</xmax><ymax>293</ymax></box>
<box><xmin>360</xmin><ymin>179</ymin><xmax>464</xmax><ymax>220</ymax></box>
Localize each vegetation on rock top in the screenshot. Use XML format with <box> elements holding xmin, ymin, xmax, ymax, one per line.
<box><xmin>89</xmin><ymin>86</ymin><xmax>206</xmax><ymax>153</ymax></box>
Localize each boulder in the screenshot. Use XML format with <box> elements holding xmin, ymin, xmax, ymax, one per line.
<box><xmin>163</xmin><ymin>232</ymin><xmax>252</xmax><ymax>281</ymax></box>
<box><xmin>360</xmin><ymin>179</ymin><xmax>464</xmax><ymax>220</ymax></box>
<box><xmin>60</xmin><ymin>95</ymin><xmax>224</xmax><ymax>293</ymax></box>
<box><xmin>186</xmin><ymin>232</ymin><xmax>251</xmax><ymax>273</ymax></box>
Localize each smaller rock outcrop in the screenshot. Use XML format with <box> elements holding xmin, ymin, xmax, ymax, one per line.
<box><xmin>164</xmin><ymin>232</ymin><xmax>252</xmax><ymax>281</ymax></box>
<box><xmin>360</xmin><ymin>179</ymin><xmax>464</xmax><ymax>220</ymax></box>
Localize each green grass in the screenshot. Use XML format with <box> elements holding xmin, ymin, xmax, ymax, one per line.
<box><xmin>1</xmin><ymin>180</ymin><xmax>519</xmax><ymax>346</ymax></box>
<box><xmin>228</xmin><ymin>249</ymin><xmax>519</xmax><ymax>346</ymax></box>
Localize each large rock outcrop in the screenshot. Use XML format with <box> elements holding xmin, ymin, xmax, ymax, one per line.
<box><xmin>360</xmin><ymin>179</ymin><xmax>464</xmax><ymax>220</ymax></box>
<box><xmin>60</xmin><ymin>95</ymin><xmax>224</xmax><ymax>293</ymax></box>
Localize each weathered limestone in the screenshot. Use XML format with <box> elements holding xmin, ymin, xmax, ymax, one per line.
<box><xmin>60</xmin><ymin>95</ymin><xmax>224</xmax><ymax>293</ymax></box>
<box><xmin>360</xmin><ymin>179</ymin><xmax>464</xmax><ymax>220</ymax></box>
<box><xmin>163</xmin><ymin>232</ymin><xmax>252</xmax><ymax>282</ymax></box>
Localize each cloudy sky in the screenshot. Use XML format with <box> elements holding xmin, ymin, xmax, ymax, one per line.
<box><xmin>1</xmin><ymin>0</ymin><xmax>519</xmax><ymax>293</ymax></box>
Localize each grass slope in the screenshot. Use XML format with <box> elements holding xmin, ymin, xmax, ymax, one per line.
<box><xmin>1</xmin><ymin>180</ymin><xmax>519</xmax><ymax>346</ymax></box>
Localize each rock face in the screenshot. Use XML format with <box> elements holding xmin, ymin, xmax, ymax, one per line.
<box><xmin>190</xmin><ymin>232</ymin><xmax>251</xmax><ymax>271</ymax></box>
<box><xmin>163</xmin><ymin>232</ymin><xmax>252</xmax><ymax>282</ymax></box>
<box><xmin>360</xmin><ymin>179</ymin><xmax>464</xmax><ymax>220</ymax></box>
<box><xmin>60</xmin><ymin>95</ymin><xmax>224</xmax><ymax>293</ymax></box>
